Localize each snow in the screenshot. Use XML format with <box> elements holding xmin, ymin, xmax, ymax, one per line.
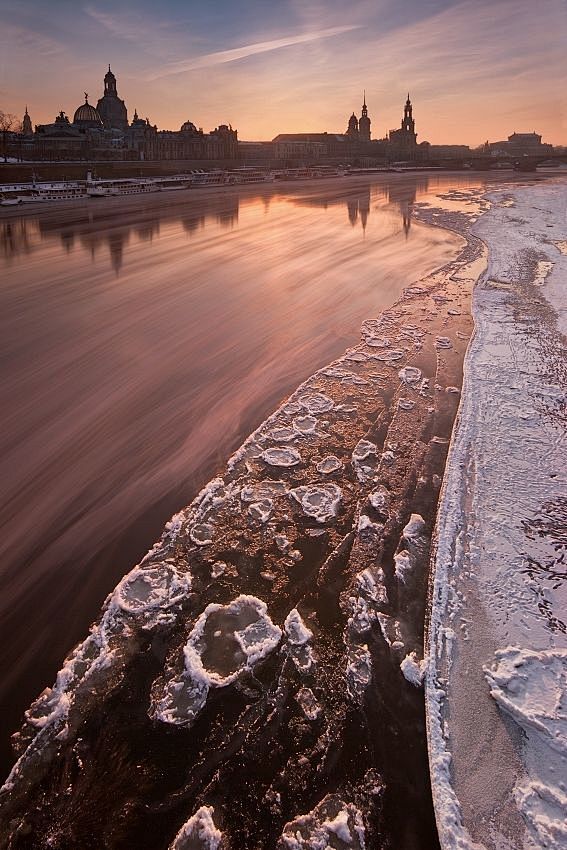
<box><xmin>170</xmin><ymin>805</ymin><xmax>223</xmax><ymax>850</ymax></box>
<box><xmin>426</xmin><ymin>182</ymin><xmax>567</xmax><ymax>850</ymax></box>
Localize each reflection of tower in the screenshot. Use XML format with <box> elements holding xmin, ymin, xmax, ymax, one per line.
<box><xmin>347</xmin><ymin>198</ymin><xmax>358</xmax><ymax>226</ymax></box>
<box><xmin>346</xmin><ymin>186</ymin><xmax>371</xmax><ymax>231</ymax></box>
<box><xmin>359</xmin><ymin>186</ymin><xmax>370</xmax><ymax>231</ymax></box>
<box><xmin>346</xmin><ymin>113</ymin><xmax>359</xmax><ymax>140</ymax></box>
<box><xmin>359</xmin><ymin>92</ymin><xmax>371</xmax><ymax>142</ymax></box>
<box><xmin>107</xmin><ymin>230</ymin><xmax>128</xmax><ymax>275</ymax></box>
<box><xmin>386</xmin><ymin>176</ymin><xmax>428</xmax><ymax>237</ymax></box>
<box><xmin>216</xmin><ymin>196</ymin><xmax>239</xmax><ymax>229</ymax></box>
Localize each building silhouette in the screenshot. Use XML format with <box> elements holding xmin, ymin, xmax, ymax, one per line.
<box><xmin>359</xmin><ymin>92</ymin><xmax>371</xmax><ymax>142</ymax></box>
<box><xmin>16</xmin><ymin>67</ymin><xmax>237</xmax><ymax>163</ymax></box>
<box><xmin>96</xmin><ymin>66</ymin><xmax>128</xmax><ymax>132</ymax></box>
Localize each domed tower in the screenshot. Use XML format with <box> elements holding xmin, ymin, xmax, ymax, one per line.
<box><xmin>346</xmin><ymin>112</ymin><xmax>359</xmax><ymax>140</ymax></box>
<box><xmin>96</xmin><ymin>65</ymin><xmax>128</xmax><ymax>131</ymax></box>
<box><xmin>22</xmin><ymin>106</ymin><xmax>33</xmax><ymax>135</ymax></box>
<box><xmin>358</xmin><ymin>91</ymin><xmax>371</xmax><ymax>142</ymax></box>
<box><xmin>73</xmin><ymin>94</ymin><xmax>103</xmax><ymax>129</ymax></box>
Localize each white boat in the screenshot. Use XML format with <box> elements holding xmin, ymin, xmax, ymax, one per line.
<box><xmin>190</xmin><ymin>170</ymin><xmax>227</xmax><ymax>186</ymax></box>
<box><xmin>225</xmin><ymin>168</ymin><xmax>274</xmax><ymax>184</ymax></box>
<box><xmin>20</xmin><ymin>183</ymin><xmax>87</xmax><ymax>202</ymax></box>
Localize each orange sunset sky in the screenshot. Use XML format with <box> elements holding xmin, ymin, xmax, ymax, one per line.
<box><xmin>0</xmin><ymin>0</ymin><xmax>566</xmax><ymax>145</ymax></box>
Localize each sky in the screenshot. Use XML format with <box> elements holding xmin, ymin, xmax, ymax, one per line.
<box><xmin>0</xmin><ymin>0</ymin><xmax>566</xmax><ymax>145</ymax></box>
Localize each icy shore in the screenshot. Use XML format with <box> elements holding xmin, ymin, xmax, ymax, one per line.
<box><xmin>426</xmin><ymin>181</ymin><xmax>567</xmax><ymax>850</ymax></box>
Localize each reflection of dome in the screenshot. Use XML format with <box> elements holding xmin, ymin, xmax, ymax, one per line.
<box><xmin>73</xmin><ymin>96</ymin><xmax>103</xmax><ymax>128</ymax></box>
<box><xmin>180</xmin><ymin>120</ymin><xmax>197</xmax><ymax>133</ymax></box>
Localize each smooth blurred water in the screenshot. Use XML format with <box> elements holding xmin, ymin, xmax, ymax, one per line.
<box><xmin>0</xmin><ymin>174</ymin><xmax>483</xmax><ymax>775</ymax></box>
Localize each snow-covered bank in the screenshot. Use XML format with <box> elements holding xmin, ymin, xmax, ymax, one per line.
<box><xmin>426</xmin><ymin>181</ymin><xmax>567</xmax><ymax>850</ymax></box>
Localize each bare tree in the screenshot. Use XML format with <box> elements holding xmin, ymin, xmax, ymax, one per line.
<box><xmin>0</xmin><ymin>110</ymin><xmax>20</xmax><ymax>162</ymax></box>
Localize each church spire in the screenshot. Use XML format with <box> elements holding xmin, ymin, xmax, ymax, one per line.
<box><xmin>359</xmin><ymin>90</ymin><xmax>371</xmax><ymax>141</ymax></box>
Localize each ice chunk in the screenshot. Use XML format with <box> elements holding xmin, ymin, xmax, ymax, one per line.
<box><xmin>293</xmin><ymin>415</ymin><xmax>318</xmax><ymax>435</ymax></box>
<box><xmin>435</xmin><ymin>336</ymin><xmax>452</xmax><ymax>350</ymax></box>
<box><xmin>278</xmin><ymin>794</ymin><xmax>366</xmax><ymax>849</ymax></box>
<box><xmin>284</xmin><ymin>609</ymin><xmax>313</xmax><ymax>645</ymax></box>
<box><xmin>241</xmin><ymin>480</ymin><xmax>287</xmax><ymax>502</ymax></box>
<box><xmin>153</xmin><ymin>596</ymin><xmax>281</xmax><ymax>727</ymax></box>
<box><xmin>398</xmin><ymin>366</ymin><xmax>422</xmax><ymax>385</ymax></box>
<box><xmin>190</xmin><ymin>524</ymin><xmax>214</xmax><ymax>546</ymax></box>
<box><xmin>248</xmin><ymin>499</ymin><xmax>273</xmax><ymax>523</ymax></box>
<box><xmin>394</xmin><ymin>551</ymin><xmax>412</xmax><ymax>583</ymax></box>
<box><xmin>115</xmin><ymin>563</ymin><xmax>189</xmax><ymax>615</ymax></box>
<box><xmin>296</xmin><ymin>687</ymin><xmax>321</xmax><ymax>721</ymax></box>
<box><xmin>346</xmin><ymin>644</ymin><xmax>372</xmax><ymax>702</ymax></box>
<box><xmin>401</xmin><ymin>652</ymin><xmax>426</xmax><ymax>686</ymax></box>
<box><xmin>368</xmin><ymin>486</ymin><xmax>390</xmax><ymax>516</ymax></box>
<box><xmin>403</xmin><ymin>513</ymin><xmax>426</xmax><ymax>541</ymax></box>
<box><xmin>298</xmin><ymin>393</ymin><xmax>334</xmax><ymax>414</ymax></box>
<box><xmin>170</xmin><ymin>805</ymin><xmax>223</xmax><ymax>850</ymax></box>
<box><xmin>370</xmin><ymin>348</ymin><xmax>404</xmax><ymax>363</ymax></box>
<box><xmin>262</xmin><ymin>447</ymin><xmax>302</xmax><ymax>467</ymax></box>
<box><xmin>290</xmin><ymin>483</ymin><xmax>342</xmax><ymax>523</ymax></box>
<box><xmin>352</xmin><ymin>440</ymin><xmax>377</xmax><ymax>462</ymax></box>
<box><xmin>267</xmin><ymin>426</ymin><xmax>297</xmax><ymax>442</ymax></box>
<box><xmin>316</xmin><ymin>455</ymin><xmax>342</xmax><ymax>474</ymax></box>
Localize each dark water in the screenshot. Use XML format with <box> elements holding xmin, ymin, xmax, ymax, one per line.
<box><xmin>0</xmin><ymin>173</ymin><xmax>492</xmax><ymax>779</ymax></box>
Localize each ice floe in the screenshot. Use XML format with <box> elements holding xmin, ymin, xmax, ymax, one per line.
<box><xmin>170</xmin><ymin>805</ymin><xmax>223</xmax><ymax>850</ymax></box>
<box><xmin>262</xmin><ymin>447</ymin><xmax>302</xmax><ymax>467</ymax></box>
<box><xmin>298</xmin><ymin>393</ymin><xmax>334</xmax><ymax>414</ymax></box>
<box><xmin>278</xmin><ymin>794</ymin><xmax>366</xmax><ymax>849</ymax></box>
<box><xmin>400</xmin><ymin>652</ymin><xmax>426</xmax><ymax>687</ymax></box>
<box><xmin>152</xmin><ymin>595</ymin><xmax>281</xmax><ymax>727</ymax></box>
<box><xmin>290</xmin><ymin>483</ymin><xmax>342</xmax><ymax>523</ymax></box>
<box><xmin>316</xmin><ymin>455</ymin><xmax>342</xmax><ymax>474</ymax></box>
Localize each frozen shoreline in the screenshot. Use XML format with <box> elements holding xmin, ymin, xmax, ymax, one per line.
<box><xmin>426</xmin><ymin>180</ymin><xmax>567</xmax><ymax>850</ymax></box>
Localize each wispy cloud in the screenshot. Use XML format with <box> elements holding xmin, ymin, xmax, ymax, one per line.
<box><xmin>145</xmin><ymin>25</ymin><xmax>362</xmax><ymax>80</ymax></box>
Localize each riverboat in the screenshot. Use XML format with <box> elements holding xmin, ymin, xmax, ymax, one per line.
<box><xmin>225</xmin><ymin>168</ymin><xmax>274</xmax><ymax>184</ymax></box>
<box><xmin>190</xmin><ymin>170</ymin><xmax>227</xmax><ymax>186</ymax></box>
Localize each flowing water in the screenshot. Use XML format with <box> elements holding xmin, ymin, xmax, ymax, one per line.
<box><xmin>0</xmin><ymin>172</ymin><xmax>510</xmax><ymax>789</ymax></box>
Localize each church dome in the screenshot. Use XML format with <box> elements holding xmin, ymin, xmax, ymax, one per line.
<box><xmin>180</xmin><ymin>120</ymin><xmax>197</xmax><ymax>133</ymax></box>
<box><xmin>73</xmin><ymin>96</ymin><xmax>103</xmax><ymax>127</ymax></box>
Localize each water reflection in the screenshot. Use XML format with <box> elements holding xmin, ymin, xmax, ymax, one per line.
<box><xmin>0</xmin><ymin>174</ymin><xmax>478</xmax><ymax>777</ymax></box>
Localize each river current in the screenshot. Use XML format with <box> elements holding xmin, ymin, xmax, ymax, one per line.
<box><xmin>0</xmin><ymin>172</ymin><xmax>513</xmax><ymax>784</ymax></box>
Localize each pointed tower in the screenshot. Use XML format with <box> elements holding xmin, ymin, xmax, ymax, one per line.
<box><xmin>22</xmin><ymin>106</ymin><xmax>33</xmax><ymax>135</ymax></box>
<box><xmin>401</xmin><ymin>93</ymin><xmax>415</xmax><ymax>136</ymax></box>
<box><xmin>359</xmin><ymin>91</ymin><xmax>371</xmax><ymax>142</ymax></box>
<box><xmin>96</xmin><ymin>65</ymin><xmax>128</xmax><ymax>131</ymax></box>
<box><xmin>346</xmin><ymin>112</ymin><xmax>359</xmax><ymax>140</ymax></box>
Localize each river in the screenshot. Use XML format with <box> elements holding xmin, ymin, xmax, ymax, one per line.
<box><xmin>0</xmin><ymin>172</ymin><xmax>511</xmax><ymax>781</ymax></box>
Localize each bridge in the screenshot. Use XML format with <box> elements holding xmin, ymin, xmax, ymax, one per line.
<box><xmin>424</xmin><ymin>152</ymin><xmax>567</xmax><ymax>172</ymax></box>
